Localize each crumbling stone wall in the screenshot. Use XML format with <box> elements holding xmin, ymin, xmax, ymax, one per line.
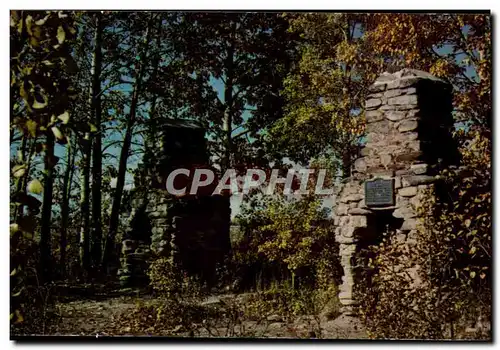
<box><xmin>333</xmin><ymin>69</ymin><xmax>458</xmax><ymax>315</ymax></box>
<box><xmin>117</xmin><ymin>120</ymin><xmax>231</xmax><ymax>288</ymax></box>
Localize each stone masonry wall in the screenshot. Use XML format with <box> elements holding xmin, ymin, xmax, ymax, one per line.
<box><xmin>333</xmin><ymin>69</ymin><xmax>457</xmax><ymax>315</ymax></box>
<box><xmin>117</xmin><ymin>121</ymin><xmax>231</xmax><ymax>288</ymax></box>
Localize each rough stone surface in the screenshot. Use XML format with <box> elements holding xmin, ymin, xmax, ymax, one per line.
<box><xmin>332</xmin><ymin>69</ymin><xmax>456</xmax><ymax>318</ymax></box>
<box><xmin>348</xmin><ymin>208</ymin><xmax>372</xmax><ymax>215</ymax></box>
<box><xmin>411</xmin><ymin>163</ymin><xmax>428</xmax><ymax>175</ymax></box>
<box><xmin>402</xmin><ymin>175</ymin><xmax>437</xmax><ymax>186</ymax></box>
<box><xmin>366</xmin><ymin>110</ymin><xmax>384</xmax><ymax>123</ymax></box>
<box><xmin>388</xmin><ymin>94</ymin><xmax>418</xmax><ymax>105</ymax></box>
<box><xmin>398</xmin><ymin>186</ymin><xmax>418</xmax><ymax>197</ymax></box>
<box><xmin>398</xmin><ymin>119</ymin><xmax>419</xmax><ymax>132</ymax></box>
<box><xmin>366</xmin><ymin>98</ymin><xmax>382</xmax><ymax>109</ymax></box>
<box><xmin>354</xmin><ymin>158</ymin><xmax>367</xmax><ymax>173</ymax></box>
<box><xmin>118</xmin><ymin>122</ymin><xmax>231</xmax><ymax>288</ymax></box>
<box><xmin>385</xmin><ymin>110</ymin><xmax>406</xmax><ymax>121</ymax></box>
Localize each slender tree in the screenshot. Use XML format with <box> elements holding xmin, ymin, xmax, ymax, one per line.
<box><xmin>90</xmin><ymin>12</ymin><xmax>104</xmax><ymax>271</ymax></box>
<box><xmin>103</xmin><ymin>13</ymin><xmax>155</xmax><ymax>268</ymax></box>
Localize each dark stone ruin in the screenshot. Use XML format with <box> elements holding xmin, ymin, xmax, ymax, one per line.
<box><xmin>117</xmin><ymin>120</ymin><xmax>231</xmax><ymax>288</ymax></box>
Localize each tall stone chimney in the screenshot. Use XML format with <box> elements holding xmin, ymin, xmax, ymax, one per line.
<box><xmin>333</xmin><ymin>69</ymin><xmax>458</xmax><ymax>315</ymax></box>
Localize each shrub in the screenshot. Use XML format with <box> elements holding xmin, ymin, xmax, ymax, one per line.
<box><xmin>358</xmin><ymin>130</ymin><xmax>491</xmax><ymax>340</ymax></box>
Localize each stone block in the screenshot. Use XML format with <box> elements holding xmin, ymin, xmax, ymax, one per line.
<box><xmin>398</xmin><ymin>186</ymin><xmax>418</xmax><ymax>197</ymax></box>
<box><xmin>384</xmin><ymin>89</ymin><xmax>404</xmax><ymax>98</ymax></box>
<box><xmin>395</xmin><ymin>151</ymin><xmax>423</xmax><ymax>162</ymax></box>
<box><xmin>404</xmin><ymin>132</ymin><xmax>419</xmax><ymax>141</ymax></box>
<box><xmin>368</xmin><ymin>92</ymin><xmax>384</xmax><ymax>99</ymax></box>
<box><xmin>366</xmin><ymin>168</ymin><xmax>395</xmax><ymax>177</ymax></box>
<box><xmin>369</xmin><ymin>82</ymin><xmax>387</xmax><ymax>92</ymax></box>
<box><xmin>339</xmin><ymin>216</ymin><xmax>350</xmax><ymax>226</ymax></box>
<box><xmin>407</xmin><ymin>140</ymin><xmax>422</xmax><ymax>151</ymax></box>
<box><xmin>385</xmin><ymin>110</ymin><xmax>406</xmax><ymax>121</ymax></box>
<box><xmin>398</xmin><ymin>76</ymin><xmax>420</xmax><ymax>88</ymax></box>
<box><xmin>354</xmin><ymin>158</ymin><xmax>367</xmax><ymax>173</ymax></box>
<box><xmin>393</xmin><ymin>206</ymin><xmax>416</xmax><ymax>219</ymax></box>
<box><xmin>388</xmin><ymin>94</ymin><xmax>418</xmax><ymax>105</ymax></box>
<box><xmin>411</xmin><ymin>163</ymin><xmax>428</xmax><ymax>175</ymax></box>
<box><xmin>341</xmin><ymin>275</ymin><xmax>355</xmax><ymax>284</ymax></box>
<box><xmin>366</xmin><ymin>98</ymin><xmax>382</xmax><ymax>109</ymax></box>
<box><xmin>402</xmin><ymin>175</ymin><xmax>437</xmax><ymax>186</ymax></box>
<box><xmin>366</xmin><ymin>120</ymin><xmax>391</xmax><ymax>134</ymax></box>
<box><xmin>339</xmin><ymin>299</ymin><xmax>359</xmax><ymax>306</ymax></box>
<box><xmin>366</xmin><ymin>110</ymin><xmax>385</xmax><ymax>123</ymax></box>
<box><xmin>335</xmin><ymin>226</ymin><xmax>342</xmax><ymax>237</ymax></box>
<box><xmin>348</xmin><ymin>208</ymin><xmax>372</xmax><ymax>215</ymax></box>
<box><xmin>350</xmin><ymin>215</ymin><xmax>367</xmax><ymax>228</ymax></box>
<box><xmin>394</xmin><ymin>232</ymin><xmax>407</xmax><ymax>244</ymax></box>
<box><xmin>339</xmin><ymin>291</ymin><xmax>353</xmax><ymax>300</ymax></box>
<box><xmin>394</xmin><ymin>176</ymin><xmax>402</xmax><ymax>189</ymax></box>
<box><xmin>336</xmin><ymin>235</ymin><xmax>355</xmax><ymax>244</ymax></box>
<box><xmin>400</xmin><ymin>218</ymin><xmax>418</xmax><ymax>231</ymax></box>
<box><xmin>360</xmin><ymin>147</ymin><xmax>371</xmax><ymax>157</ymax></box>
<box><xmin>398</xmin><ymin>119</ymin><xmax>419</xmax><ymax>132</ymax></box>
<box><xmin>344</xmin><ymin>193</ymin><xmax>364</xmax><ymax>203</ymax></box>
<box><xmin>380</xmin><ymin>153</ymin><xmax>392</xmax><ymax>167</ymax></box>
<box><xmin>341</xmin><ymin>227</ymin><xmax>355</xmax><ymax>238</ymax></box>
<box><xmin>336</xmin><ymin>203</ymin><xmax>349</xmax><ymax>215</ymax></box>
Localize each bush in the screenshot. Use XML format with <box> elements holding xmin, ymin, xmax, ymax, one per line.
<box><xmin>358</xmin><ymin>130</ymin><xmax>491</xmax><ymax>340</ymax></box>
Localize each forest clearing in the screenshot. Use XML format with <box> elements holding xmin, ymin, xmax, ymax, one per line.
<box><xmin>10</xmin><ymin>11</ymin><xmax>491</xmax><ymax>340</ymax></box>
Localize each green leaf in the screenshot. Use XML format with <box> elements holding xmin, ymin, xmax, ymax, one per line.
<box><xmin>57</xmin><ymin>25</ymin><xmax>66</xmax><ymax>44</ymax></box>
<box><xmin>27</xmin><ymin>179</ymin><xmax>43</xmax><ymax>194</ymax></box>
<box><xmin>57</xmin><ymin>111</ymin><xmax>70</xmax><ymax>124</ymax></box>
<box><xmin>35</xmin><ymin>14</ymin><xmax>50</xmax><ymax>26</ymax></box>
<box><xmin>19</xmin><ymin>82</ymin><xmax>29</xmax><ymax>102</ymax></box>
<box><xmin>51</xmin><ymin>126</ymin><xmax>64</xmax><ymax>141</ymax></box>
<box><xmin>32</xmin><ymin>95</ymin><xmax>48</xmax><ymax>109</ymax></box>
<box><xmin>26</xmin><ymin>120</ymin><xmax>38</xmax><ymax>137</ymax></box>
<box><xmin>469</xmin><ymin>246</ymin><xmax>477</xmax><ymax>254</ymax></box>
<box><xmin>89</xmin><ymin>123</ymin><xmax>98</xmax><ymax>133</ymax></box>
<box><xmin>14</xmin><ymin>310</ymin><xmax>24</xmax><ymax>324</ymax></box>
<box><xmin>10</xmin><ymin>223</ymin><xmax>20</xmax><ymax>235</ymax></box>
<box><xmin>25</xmin><ymin>15</ymin><xmax>34</xmax><ymax>36</ymax></box>
<box><xmin>12</xmin><ymin>164</ymin><xmax>26</xmax><ymax>178</ymax></box>
<box><xmin>470</xmin><ymin>271</ymin><xmax>476</xmax><ymax>279</ymax></box>
<box><xmin>10</xmin><ymin>268</ymin><xmax>17</xmax><ymax>277</ymax></box>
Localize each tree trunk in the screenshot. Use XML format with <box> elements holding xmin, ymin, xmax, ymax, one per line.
<box><xmin>13</xmin><ymin>135</ymin><xmax>28</xmax><ymax>222</ymax></box>
<box><xmin>18</xmin><ymin>136</ymin><xmax>37</xmax><ymax>219</ymax></box>
<box><xmin>222</xmin><ymin>36</ymin><xmax>235</xmax><ymax>172</ymax></box>
<box><xmin>90</xmin><ymin>12</ymin><xmax>104</xmax><ymax>271</ymax></box>
<box><xmin>60</xmin><ymin>138</ymin><xmax>73</xmax><ymax>278</ymax></box>
<box><xmin>40</xmin><ymin>131</ymin><xmax>55</xmax><ymax>284</ymax></box>
<box><xmin>79</xmin><ymin>133</ymin><xmax>91</xmax><ymax>276</ymax></box>
<box><xmin>102</xmin><ymin>18</ymin><xmax>153</xmax><ymax>269</ymax></box>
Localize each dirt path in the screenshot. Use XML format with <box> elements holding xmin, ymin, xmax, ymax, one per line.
<box><xmin>50</xmin><ymin>296</ymin><xmax>143</xmax><ymax>336</ymax></box>
<box><xmin>50</xmin><ymin>295</ymin><xmax>367</xmax><ymax>339</ymax></box>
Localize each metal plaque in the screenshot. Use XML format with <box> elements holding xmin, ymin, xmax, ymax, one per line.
<box><xmin>364</xmin><ymin>178</ymin><xmax>395</xmax><ymax>207</ymax></box>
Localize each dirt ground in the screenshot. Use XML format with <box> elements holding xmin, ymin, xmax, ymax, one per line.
<box><xmin>48</xmin><ymin>294</ymin><xmax>368</xmax><ymax>339</ymax></box>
